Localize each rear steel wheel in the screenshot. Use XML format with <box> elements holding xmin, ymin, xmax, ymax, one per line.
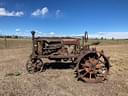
<box><xmin>26</xmin><ymin>58</ymin><xmax>44</xmax><ymax>74</ymax></box>
<box><xmin>76</xmin><ymin>51</ymin><xmax>110</xmax><ymax>83</ymax></box>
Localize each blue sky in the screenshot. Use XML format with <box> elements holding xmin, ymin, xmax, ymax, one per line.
<box><xmin>0</xmin><ymin>0</ymin><xmax>128</xmax><ymax>38</ymax></box>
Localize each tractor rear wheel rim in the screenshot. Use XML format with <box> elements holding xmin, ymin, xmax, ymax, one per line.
<box><xmin>77</xmin><ymin>52</ymin><xmax>109</xmax><ymax>83</ymax></box>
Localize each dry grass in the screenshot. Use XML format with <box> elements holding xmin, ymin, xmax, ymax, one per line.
<box><xmin>0</xmin><ymin>39</ymin><xmax>128</xmax><ymax>96</ymax></box>
<box><xmin>0</xmin><ymin>38</ymin><xmax>31</xmax><ymax>49</ymax></box>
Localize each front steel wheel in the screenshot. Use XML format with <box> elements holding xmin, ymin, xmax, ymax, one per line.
<box><xmin>26</xmin><ymin>58</ymin><xmax>44</xmax><ymax>74</ymax></box>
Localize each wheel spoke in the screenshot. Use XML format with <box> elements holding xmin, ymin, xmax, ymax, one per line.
<box><xmin>78</xmin><ymin>69</ymin><xmax>85</xmax><ymax>72</ymax></box>
<box><xmin>89</xmin><ymin>72</ymin><xmax>92</xmax><ymax>79</ymax></box>
<box><xmin>98</xmin><ymin>54</ymin><xmax>101</xmax><ymax>59</ymax></box>
<box><xmin>99</xmin><ymin>59</ymin><xmax>105</xmax><ymax>64</ymax></box>
<box><xmin>36</xmin><ymin>60</ymin><xmax>40</xmax><ymax>64</ymax></box>
<box><xmin>78</xmin><ymin>71</ymin><xmax>88</xmax><ymax>79</ymax></box>
<box><xmin>94</xmin><ymin>74</ymin><xmax>97</xmax><ymax>79</ymax></box>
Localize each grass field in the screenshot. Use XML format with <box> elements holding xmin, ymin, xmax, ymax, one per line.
<box><xmin>0</xmin><ymin>38</ymin><xmax>31</xmax><ymax>49</ymax></box>
<box><xmin>0</xmin><ymin>38</ymin><xmax>128</xmax><ymax>96</ymax></box>
<box><xmin>0</xmin><ymin>38</ymin><xmax>128</xmax><ymax>49</ymax></box>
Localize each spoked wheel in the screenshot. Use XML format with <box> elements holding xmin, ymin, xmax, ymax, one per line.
<box><xmin>76</xmin><ymin>51</ymin><xmax>110</xmax><ymax>83</ymax></box>
<box><xmin>26</xmin><ymin>58</ymin><xmax>44</xmax><ymax>74</ymax></box>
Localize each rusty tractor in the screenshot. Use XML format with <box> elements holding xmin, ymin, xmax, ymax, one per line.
<box><xmin>26</xmin><ymin>31</ymin><xmax>110</xmax><ymax>83</ymax></box>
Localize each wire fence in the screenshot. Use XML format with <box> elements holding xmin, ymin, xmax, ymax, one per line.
<box><xmin>0</xmin><ymin>37</ymin><xmax>32</xmax><ymax>49</ymax></box>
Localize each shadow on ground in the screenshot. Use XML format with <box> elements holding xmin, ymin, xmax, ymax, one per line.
<box><xmin>44</xmin><ymin>62</ymin><xmax>76</xmax><ymax>70</ymax></box>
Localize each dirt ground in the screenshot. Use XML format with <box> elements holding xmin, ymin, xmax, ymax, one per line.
<box><xmin>0</xmin><ymin>44</ymin><xmax>128</xmax><ymax>96</ymax></box>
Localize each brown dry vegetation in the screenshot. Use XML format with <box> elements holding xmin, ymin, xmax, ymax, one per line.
<box><xmin>0</xmin><ymin>39</ymin><xmax>128</xmax><ymax>96</ymax></box>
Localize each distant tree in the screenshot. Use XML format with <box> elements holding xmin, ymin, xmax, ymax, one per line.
<box><xmin>14</xmin><ymin>35</ymin><xmax>18</xmax><ymax>39</ymax></box>
<box><xmin>112</xmin><ymin>37</ymin><xmax>114</xmax><ymax>40</ymax></box>
<box><xmin>104</xmin><ymin>38</ymin><xmax>106</xmax><ymax>40</ymax></box>
<box><xmin>101</xmin><ymin>37</ymin><xmax>104</xmax><ymax>40</ymax></box>
<box><xmin>95</xmin><ymin>37</ymin><xmax>98</xmax><ymax>40</ymax></box>
<box><xmin>6</xmin><ymin>35</ymin><xmax>11</xmax><ymax>38</ymax></box>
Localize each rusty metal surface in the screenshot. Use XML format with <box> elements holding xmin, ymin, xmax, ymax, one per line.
<box><xmin>62</xmin><ymin>38</ymin><xmax>80</xmax><ymax>45</ymax></box>
<box><xmin>75</xmin><ymin>51</ymin><xmax>110</xmax><ymax>83</ymax></box>
<box><xmin>26</xmin><ymin>31</ymin><xmax>111</xmax><ymax>83</ymax></box>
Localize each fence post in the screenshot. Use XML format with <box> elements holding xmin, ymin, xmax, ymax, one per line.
<box><xmin>4</xmin><ymin>36</ymin><xmax>7</xmax><ymax>48</ymax></box>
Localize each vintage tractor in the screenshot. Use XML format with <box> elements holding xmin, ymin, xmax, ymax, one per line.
<box><xmin>26</xmin><ymin>31</ymin><xmax>110</xmax><ymax>83</ymax></box>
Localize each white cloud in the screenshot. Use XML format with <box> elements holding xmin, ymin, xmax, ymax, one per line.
<box><xmin>15</xmin><ymin>11</ymin><xmax>24</xmax><ymax>16</ymax></box>
<box><xmin>89</xmin><ymin>32</ymin><xmax>128</xmax><ymax>39</ymax></box>
<box><xmin>0</xmin><ymin>8</ymin><xmax>24</xmax><ymax>16</ymax></box>
<box><xmin>16</xmin><ymin>28</ymin><xmax>20</xmax><ymax>32</ymax></box>
<box><xmin>72</xmin><ymin>32</ymin><xmax>128</xmax><ymax>39</ymax></box>
<box><xmin>32</xmin><ymin>9</ymin><xmax>40</xmax><ymax>16</ymax></box>
<box><xmin>32</xmin><ymin>7</ymin><xmax>48</xmax><ymax>16</ymax></box>
<box><xmin>15</xmin><ymin>30</ymin><xmax>31</xmax><ymax>36</ymax></box>
<box><xmin>56</xmin><ymin>10</ymin><xmax>61</xmax><ymax>16</ymax></box>
<box><xmin>55</xmin><ymin>9</ymin><xmax>63</xmax><ymax>17</ymax></box>
<box><xmin>49</xmin><ymin>32</ymin><xmax>55</xmax><ymax>35</ymax></box>
<box><xmin>42</xmin><ymin>7</ymin><xmax>48</xmax><ymax>15</ymax></box>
